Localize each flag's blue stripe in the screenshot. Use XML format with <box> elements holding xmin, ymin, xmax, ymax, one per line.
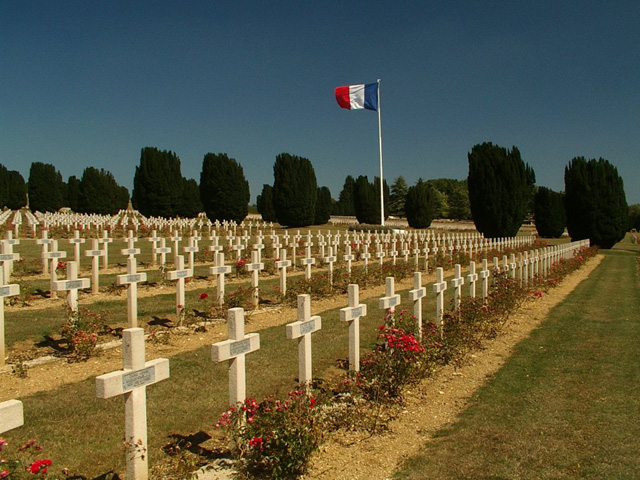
<box><xmin>363</xmin><ymin>83</ymin><xmax>378</xmax><ymax>111</ymax></box>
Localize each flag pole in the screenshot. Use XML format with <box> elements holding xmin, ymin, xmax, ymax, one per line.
<box><xmin>377</xmin><ymin>78</ymin><xmax>385</xmax><ymax>226</ymax></box>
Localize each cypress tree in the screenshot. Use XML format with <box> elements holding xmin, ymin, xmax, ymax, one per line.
<box><xmin>257</xmin><ymin>184</ymin><xmax>277</xmax><ymax>222</ymax></box>
<box><xmin>405</xmin><ymin>179</ymin><xmax>436</xmax><ymax>228</ymax></box>
<box><xmin>1</xmin><ymin>168</ymin><xmax>27</xmax><ymax>209</ymax></box>
<box><xmin>79</xmin><ymin>167</ymin><xmax>127</xmax><ymax>215</ymax></box>
<box><xmin>132</xmin><ymin>147</ymin><xmax>183</xmax><ymax>217</ymax></box>
<box><xmin>66</xmin><ymin>176</ymin><xmax>81</xmax><ymax>212</ymax></box>
<box><xmin>467</xmin><ymin>142</ymin><xmax>535</xmax><ymax>238</ymax></box>
<box><xmin>28</xmin><ymin>162</ymin><xmax>65</xmax><ymax>212</ymax></box>
<box><xmin>564</xmin><ymin>157</ymin><xmax>628</xmax><ymax>248</ymax></box>
<box><xmin>336</xmin><ymin>175</ymin><xmax>356</xmax><ymax>216</ymax></box>
<box><xmin>178</xmin><ymin>178</ymin><xmax>203</xmax><ymax>218</ymax></box>
<box><xmin>200</xmin><ymin>153</ymin><xmax>250</xmax><ymax>223</ymax></box>
<box><xmin>272</xmin><ymin>153</ymin><xmax>317</xmax><ymax>227</ymax></box>
<box><xmin>534</xmin><ymin>187</ymin><xmax>566</xmax><ymax>238</ymax></box>
<box><xmin>314</xmin><ymin>186</ymin><xmax>332</xmax><ymax>225</ymax></box>
<box><xmin>353</xmin><ymin>176</ymin><xmax>378</xmax><ymax>224</ymax></box>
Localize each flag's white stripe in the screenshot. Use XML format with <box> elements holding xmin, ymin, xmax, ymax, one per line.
<box><xmin>349</xmin><ymin>84</ymin><xmax>365</xmax><ymax>109</ymax></box>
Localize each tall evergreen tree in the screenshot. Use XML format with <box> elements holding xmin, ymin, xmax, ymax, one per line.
<box><xmin>28</xmin><ymin>162</ymin><xmax>65</xmax><ymax>212</ymax></box>
<box><xmin>405</xmin><ymin>179</ymin><xmax>436</xmax><ymax>228</ymax></box>
<box><xmin>353</xmin><ymin>176</ymin><xmax>378</xmax><ymax>224</ymax></box>
<box><xmin>0</xmin><ymin>166</ymin><xmax>27</xmax><ymax>209</ymax></box>
<box><xmin>335</xmin><ymin>175</ymin><xmax>356</xmax><ymax>216</ymax></box>
<box><xmin>257</xmin><ymin>184</ymin><xmax>277</xmax><ymax>222</ymax></box>
<box><xmin>564</xmin><ymin>157</ymin><xmax>628</xmax><ymax>248</ymax></box>
<box><xmin>200</xmin><ymin>153</ymin><xmax>250</xmax><ymax>223</ymax></box>
<box><xmin>132</xmin><ymin>147</ymin><xmax>183</xmax><ymax>217</ymax></box>
<box><xmin>66</xmin><ymin>176</ymin><xmax>81</xmax><ymax>212</ymax></box>
<box><xmin>534</xmin><ymin>187</ymin><xmax>566</xmax><ymax>238</ymax></box>
<box><xmin>467</xmin><ymin>142</ymin><xmax>535</xmax><ymax>238</ymax></box>
<box><xmin>314</xmin><ymin>186</ymin><xmax>332</xmax><ymax>225</ymax></box>
<box><xmin>177</xmin><ymin>178</ymin><xmax>203</xmax><ymax>218</ymax></box>
<box><xmin>389</xmin><ymin>176</ymin><xmax>408</xmax><ymax>217</ymax></box>
<box><xmin>78</xmin><ymin>167</ymin><xmax>128</xmax><ymax>215</ymax></box>
<box><xmin>272</xmin><ymin>153</ymin><xmax>317</xmax><ymax>227</ymax></box>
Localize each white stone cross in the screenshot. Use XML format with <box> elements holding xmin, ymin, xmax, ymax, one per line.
<box><xmin>43</xmin><ymin>239</ymin><xmax>67</xmax><ymax>298</ymax></box>
<box><xmin>339</xmin><ymin>284</ymin><xmax>367</xmax><ymax>372</ymax></box>
<box><xmin>0</xmin><ymin>240</ymin><xmax>19</xmax><ymax>285</ymax></box>
<box><xmin>183</xmin><ymin>237</ymin><xmax>198</xmax><ymax>271</ymax></box>
<box><xmin>246</xmin><ymin>250</ymin><xmax>264</xmax><ymax>309</ymax></box>
<box><xmin>85</xmin><ymin>238</ymin><xmax>105</xmax><ymax>294</ymax></box>
<box><xmin>147</xmin><ymin>230</ymin><xmax>161</xmax><ymax>266</ymax></box>
<box><xmin>96</xmin><ymin>328</ymin><xmax>169</xmax><ymax>480</ymax></box>
<box><xmin>166</xmin><ymin>255</ymin><xmax>193</xmax><ymax>317</ymax></box>
<box><xmin>433</xmin><ymin>267</ymin><xmax>448</xmax><ymax>331</ymax></box>
<box><xmin>467</xmin><ymin>261</ymin><xmax>479</xmax><ymax>298</ymax></box>
<box><xmin>479</xmin><ymin>259</ymin><xmax>490</xmax><ymax>301</ymax></box>
<box><xmin>0</xmin><ymin>268</ymin><xmax>20</xmax><ymax>367</ymax></box>
<box><xmin>286</xmin><ymin>294</ymin><xmax>322</xmax><ymax>386</ymax></box>
<box><xmin>379</xmin><ymin>276</ymin><xmax>401</xmax><ymax>314</ymax></box>
<box><xmin>300</xmin><ymin>236</ymin><xmax>315</xmax><ymax>280</ymax></box>
<box><xmin>343</xmin><ymin>244</ymin><xmax>354</xmax><ymax>274</ymax></box>
<box><xmin>451</xmin><ymin>264</ymin><xmax>465</xmax><ymax>310</ymax></box>
<box><xmin>154</xmin><ymin>238</ymin><xmax>172</xmax><ymax>269</ymax></box>
<box><xmin>408</xmin><ymin>272</ymin><xmax>426</xmax><ymax>340</ymax></box>
<box><xmin>36</xmin><ymin>229</ymin><xmax>53</xmax><ymax>274</ymax></box>
<box><xmin>0</xmin><ymin>399</ymin><xmax>24</xmax><ymax>434</ymax></box>
<box><xmin>117</xmin><ymin>257</ymin><xmax>148</xmax><ymax>328</ymax></box>
<box><xmin>376</xmin><ymin>244</ymin><xmax>385</xmax><ymax>266</ymax></box>
<box><xmin>52</xmin><ymin>261</ymin><xmax>90</xmax><ymax>312</ymax></box>
<box><xmin>212</xmin><ymin>308</ymin><xmax>260</xmax><ymax>406</ymax></box>
<box><xmin>122</xmin><ymin>231</ymin><xmax>140</xmax><ymax>260</ymax></box>
<box><xmin>98</xmin><ymin>230</ymin><xmax>114</xmax><ymax>269</ymax></box>
<box><xmin>275</xmin><ymin>249</ymin><xmax>292</xmax><ymax>296</ymax></box>
<box><xmin>522</xmin><ymin>251</ymin><xmax>529</xmax><ymax>286</ymax></box>
<box><xmin>69</xmin><ymin>230</ymin><xmax>86</xmax><ymax>269</ymax></box>
<box><xmin>170</xmin><ymin>230</ymin><xmax>182</xmax><ymax>264</ymax></box>
<box><xmin>509</xmin><ymin>253</ymin><xmax>517</xmax><ymax>279</ymax></box>
<box><xmin>210</xmin><ymin>252</ymin><xmax>232</xmax><ymax>306</ymax></box>
<box><xmin>323</xmin><ymin>247</ymin><xmax>337</xmax><ymax>285</ymax></box>
<box><xmin>1</xmin><ymin>233</ymin><xmax>18</xmax><ymax>280</ymax></box>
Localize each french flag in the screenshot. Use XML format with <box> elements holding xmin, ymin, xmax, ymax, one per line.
<box><xmin>335</xmin><ymin>83</ymin><xmax>378</xmax><ymax>111</ymax></box>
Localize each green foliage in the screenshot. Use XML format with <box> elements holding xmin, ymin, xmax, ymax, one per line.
<box><xmin>177</xmin><ymin>177</ymin><xmax>203</xmax><ymax>218</ymax></box>
<box><xmin>200</xmin><ymin>152</ymin><xmax>250</xmax><ymax>223</ymax></box>
<box><xmin>358</xmin><ymin>310</ymin><xmax>430</xmax><ymax>402</ymax></box>
<box><xmin>257</xmin><ymin>184</ymin><xmax>277</xmax><ymax>222</ymax></box>
<box><xmin>629</xmin><ymin>204</ymin><xmax>640</xmax><ymax>231</ymax></box>
<box><xmin>353</xmin><ymin>176</ymin><xmax>389</xmax><ymax>225</ymax></box>
<box><xmin>467</xmin><ymin>142</ymin><xmax>536</xmax><ymax>237</ymax></box>
<box><xmin>78</xmin><ymin>167</ymin><xmax>129</xmax><ymax>215</ymax></box>
<box><xmin>335</xmin><ymin>175</ymin><xmax>356</xmax><ymax>216</ymax></box>
<box><xmin>27</xmin><ymin>162</ymin><xmax>65</xmax><ymax>212</ymax></box>
<box><xmin>389</xmin><ymin>176</ymin><xmax>408</xmax><ymax>217</ymax></box>
<box><xmin>66</xmin><ymin>175</ymin><xmax>81</xmax><ymax>212</ymax></box>
<box><xmin>405</xmin><ymin>179</ymin><xmax>436</xmax><ymax>228</ymax></box>
<box><xmin>564</xmin><ymin>157</ymin><xmax>628</xmax><ymax>248</ymax></box>
<box><xmin>313</xmin><ymin>186</ymin><xmax>332</xmax><ymax>225</ymax></box>
<box><xmin>217</xmin><ymin>391</ymin><xmax>322</xmax><ymax>479</ymax></box>
<box><xmin>132</xmin><ymin>147</ymin><xmax>184</xmax><ymax>217</ymax></box>
<box><xmin>534</xmin><ymin>186</ymin><xmax>566</xmax><ymax>238</ymax></box>
<box><xmin>425</xmin><ymin>179</ymin><xmax>471</xmax><ymax>220</ymax></box>
<box><xmin>272</xmin><ymin>153</ymin><xmax>317</xmax><ymax>227</ymax></box>
<box><xmin>0</xmin><ymin>168</ymin><xmax>28</xmax><ymax>209</ymax></box>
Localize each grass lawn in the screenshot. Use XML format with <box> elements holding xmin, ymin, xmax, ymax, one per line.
<box><xmin>393</xmin><ymin>249</ymin><xmax>640</xmax><ymax>479</ymax></box>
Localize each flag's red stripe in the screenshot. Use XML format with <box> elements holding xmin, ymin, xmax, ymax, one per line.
<box><xmin>335</xmin><ymin>86</ymin><xmax>352</xmax><ymax>109</ymax></box>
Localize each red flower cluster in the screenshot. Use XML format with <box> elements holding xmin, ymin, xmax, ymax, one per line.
<box><xmin>199</xmin><ymin>292</ymin><xmax>209</xmax><ymax>300</ymax></box>
<box><xmin>249</xmin><ymin>436</ymin><xmax>266</xmax><ymax>451</ymax></box>
<box><xmin>29</xmin><ymin>459</ymin><xmax>52</xmax><ymax>474</ymax></box>
<box><xmin>236</xmin><ymin>258</ymin><xmax>246</xmax><ymax>267</ymax></box>
<box><xmin>381</xmin><ymin>327</ymin><xmax>424</xmax><ymax>353</ymax></box>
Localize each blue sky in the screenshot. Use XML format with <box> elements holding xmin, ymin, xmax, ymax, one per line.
<box><xmin>1</xmin><ymin>1</ymin><xmax>639</xmax><ymax>205</ymax></box>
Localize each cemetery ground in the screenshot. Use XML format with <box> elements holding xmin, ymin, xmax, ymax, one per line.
<box><xmin>0</xmin><ymin>232</ymin><xmax>631</xmax><ymax>479</ymax></box>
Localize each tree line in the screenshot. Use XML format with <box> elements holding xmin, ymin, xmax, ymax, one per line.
<box><xmin>0</xmin><ymin>142</ymin><xmax>633</xmax><ymax>248</ymax></box>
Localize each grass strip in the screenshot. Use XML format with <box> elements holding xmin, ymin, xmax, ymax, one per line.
<box><xmin>394</xmin><ymin>251</ymin><xmax>640</xmax><ymax>479</ymax></box>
